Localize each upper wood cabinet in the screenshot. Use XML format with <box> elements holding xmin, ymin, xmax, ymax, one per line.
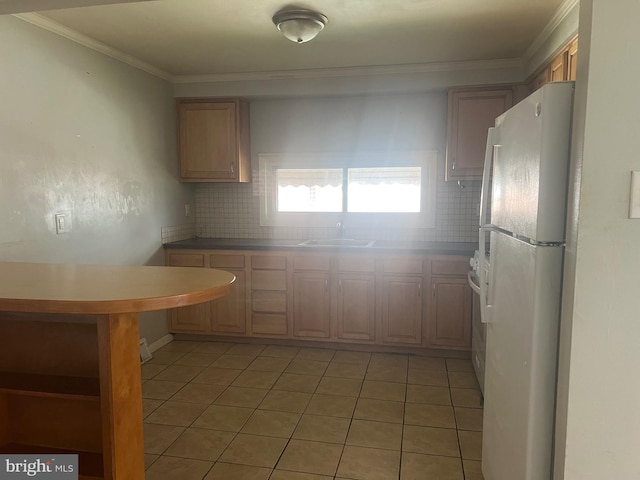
<box><xmin>445</xmin><ymin>86</ymin><xmax>514</xmax><ymax>181</ymax></box>
<box><xmin>177</xmin><ymin>98</ymin><xmax>251</xmax><ymax>183</ymax></box>
<box><xmin>528</xmin><ymin>35</ymin><xmax>579</xmax><ymax>92</ymax></box>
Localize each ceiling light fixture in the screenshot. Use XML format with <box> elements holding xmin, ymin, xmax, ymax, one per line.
<box><xmin>272</xmin><ymin>9</ymin><xmax>328</xmax><ymax>44</ymax></box>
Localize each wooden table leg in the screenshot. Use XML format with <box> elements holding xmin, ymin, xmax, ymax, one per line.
<box><xmin>97</xmin><ymin>313</ymin><xmax>144</xmax><ymax>480</ymax></box>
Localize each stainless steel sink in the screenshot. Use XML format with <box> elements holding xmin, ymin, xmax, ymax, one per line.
<box><xmin>298</xmin><ymin>239</ymin><xmax>375</xmax><ymax>247</ymax></box>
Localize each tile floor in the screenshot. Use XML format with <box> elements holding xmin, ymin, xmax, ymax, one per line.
<box><xmin>141</xmin><ymin>341</ymin><xmax>485</xmax><ymax>480</ymax></box>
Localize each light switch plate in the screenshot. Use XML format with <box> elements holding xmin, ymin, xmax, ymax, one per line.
<box><xmin>630</xmin><ymin>172</ymin><xmax>640</xmax><ymax>219</ymax></box>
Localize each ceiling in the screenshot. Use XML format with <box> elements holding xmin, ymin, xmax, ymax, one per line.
<box><xmin>5</xmin><ymin>0</ymin><xmax>569</xmax><ymax>81</ymax></box>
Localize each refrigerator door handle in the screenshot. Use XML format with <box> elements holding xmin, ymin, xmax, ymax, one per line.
<box><xmin>479</xmin><ymin>226</ymin><xmax>493</xmax><ymax>324</ymax></box>
<box><xmin>480</xmin><ymin>127</ymin><xmax>498</xmax><ymax>228</ymax></box>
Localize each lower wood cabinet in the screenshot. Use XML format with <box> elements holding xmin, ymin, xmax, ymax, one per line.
<box><xmin>165</xmin><ymin>248</ymin><xmax>472</xmax><ymax>351</ymax></box>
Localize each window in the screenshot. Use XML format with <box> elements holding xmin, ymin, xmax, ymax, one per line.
<box><xmin>259</xmin><ymin>151</ymin><xmax>437</xmax><ymax>228</ymax></box>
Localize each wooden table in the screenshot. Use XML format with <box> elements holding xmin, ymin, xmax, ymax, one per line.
<box><xmin>0</xmin><ymin>262</ymin><xmax>235</xmax><ymax>480</ymax></box>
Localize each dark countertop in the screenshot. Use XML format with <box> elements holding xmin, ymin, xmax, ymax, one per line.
<box><xmin>163</xmin><ymin>238</ymin><xmax>478</xmax><ymax>256</ymax></box>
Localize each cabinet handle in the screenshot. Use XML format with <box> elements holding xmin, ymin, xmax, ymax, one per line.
<box><xmin>451</xmin><ymin>157</ymin><xmax>456</xmax><ymax>170</ymax></box>
<box><xmin>417</xmin><ymin>281</ymin><xmax>422</xmax><ymax>297</ymax></box>
<box><xmin>432</xmin><ymin>283</ymin><xmax>436</xmax><ymax>297</ymax></box>
<box><xmin>230</xmin><ymin>163</ymin><xmax>234</xmax><ymax>174</ymax></box>
<box><xmin>325</xmin><ymin>279</ymin><xmax>328</xmax><ymax>291</ymax></box>
<box><xmin>338</xmin><ymin>279</ymin><xmax>342</xmax><ymax>292</ymax></box>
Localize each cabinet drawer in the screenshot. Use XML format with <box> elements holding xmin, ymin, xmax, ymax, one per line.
<box><xmin>337</xmin><ymin>256</ymin><xmax>375</xmax><ymax>273</ymax></box>
<box><xmin>251</xmin><ymin>270</ymin><xmax>287</xmax><ymax>291</ymax></box>
<box><xmin>251</xmin><ymin>255</ymin><xmax>286</xmax><ymax>270</ymax></box>
<box><xmin>167</xmin><ymin>253</ymin><xmax>205</xmax><ymax>267</ymax></box>
<box><xmin>429</xmin><ymin>256</ymin><xmax>470</xmax><ymax>276</ymax></box>
<box><xmin>210</xmin><ymin>254</ymin><xmax>245</xmax><ymax>269</ymax></box>
<box><xmin>381</xmin><ymin>256</ymin><xmax>423</xmax><ymax>274</ymax></box>
<box><xmin>252</xmin><ymin>314</ymin><xmax>288</xmax><ymax>335</ymax></box>
<box><xmin>252</xmin><ymin>291</ymin><xmax>287</xmax><ymax>313</ymax></box>
<box><xmin>293</xmin><ymin>255</ymin><xmax>331</xmax><ymax>271</ymax></box>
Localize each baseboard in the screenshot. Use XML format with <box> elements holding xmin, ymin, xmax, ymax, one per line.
<box><xmin>147</xmin><ymin>334</ymin><xmax>174</xmax><ymax>353</ymax></box>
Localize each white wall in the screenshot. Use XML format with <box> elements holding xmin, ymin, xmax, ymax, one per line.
<box><xmin>555</xmin><ymin>1</ymin><xmax>640</xmax><ymax>478</ymax></box>
<box><xmin>0</xmin><ymin>15</ymin><xmax>193</xmax><ymax>344</ymax></box>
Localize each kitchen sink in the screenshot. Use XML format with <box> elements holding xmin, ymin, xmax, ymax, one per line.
<box><xmin>298</xmin><ymin>239</ymin><xmax>375</xmax><ymax>247</ymax></box>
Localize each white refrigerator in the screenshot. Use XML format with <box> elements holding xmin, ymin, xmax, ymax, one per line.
<box><xmin>479</xmin><ymin>82</ymin><xmax>574</xmax><ymax>480</ymax></box>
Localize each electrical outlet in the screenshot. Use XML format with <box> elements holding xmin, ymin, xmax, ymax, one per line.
<box><xmin>55</xmin><ymin>214</ymin><xmax>68</xmax><ymax>234</ymax></box>
<box><xmin>184</xmin><ymin>204</ymin><xmax>191</xmax><ymax>217</ymax></box>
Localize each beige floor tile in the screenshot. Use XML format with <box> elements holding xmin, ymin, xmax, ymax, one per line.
<box><xmin>270</xmin><ymin>470</ymin><xmax>332</xmax><ymax>480</ymax></box>
<box><xmin>400</xmin><ymin>452</ymin><xmax>464</xmax><ymax>480</ymax></box>
<box><xmin>258</xmin><ymin>390</ymin><xmax>312</xmax><ymax>414</ymax></box>
<box><xmin>191</xmin><ymin>367</ymin><xmax>242</xmax><ymax>386</ymax></box>
<box><xmin>170</xmin><ymin>383</ymin><xmax>226</xmax><ymax>404</ymax></box>
<box><xmin>246</xmin><ymin>356</ymin><xmax>292</xmax><ymax>372</ymax></box>
<box><xmin>292</xmin><ymin>414</ymin><xmax>350</xmax><ymax>444</ymax></box>
<box><xmin>241</xmin><ymin>409</ymin><xmax>301</xmax><ymax>438</ymax></box>
<box><xmin>154</xmin><ymin>365</ymin><xmax>204</xmax><ymax>383</ymax></box>
<box><xmin>193</xmin><ymin>342</ymin><xmax>233</xmax><ymax>355</ymax></box>
<box><xmin>404</xmin><ymin>403</ymin><xmax>456</xmax><ymax>428</ymax></box>
<box><xmin>219</xmin><ymin>433</ymin><xmax>287</xmax><ymax>468</ymax></box>
<box><xmin>226</xmin><ymin>343</ymin><xmax>266</xmax><ymax>356</ymax></box>
<box><xmin>315</xmin><ymin>376</ymin><xmax>362</xmax><ymax>397</ymax></box>
<box><xmin>463</xmin><ymin>459</ymin><xmax>485</xmax><ymax>480</ymax></box>
<box><xmin>295</xmin><ymin>347</ymin><xmax>336</xmax><ymax>362</ymax></box>
<box><xmin>346</xmin><ymin>419</ymin><xmax>402</xmax><ymax>450</ymax></box>
<box><xmin>403</xmin><ymin>424</ymin><xmax>460</xmax><ymax>457</ymax></box>
<box><xmin>359</xmin><ymin>380</ymin><xmax>406</xmax><ymax>402</ymax></box>
<box><xmin>164</xmin><ymin>427</ymin><xmax>234</xmax><ymax>461</ymax></box>
<box><xmin>446</xmin><ymin>358</ymin><xmax>475</xmax><ymax>372</ymax></box>
<box><xmin>260</xmin><ymin>345</ymin><xmax>300</xmax><ymax>359</ymax></box>
<box><xmin>174</xmin><ymin>353</ymin><xmax>220</xmax><ymax>367</ymax></box>
<box><xmin>324</xmin><ymin>362</ymin><xmax>367</xmax><ymax>379</ymax></box>
<box><xmin>272</xmin><ymin>373</ymin><xmax>321</xmax><ymax>393</ymax></box>
<box><xmin>231</xmin><ymin>370</ymin><xmax>281</xmax><ymax>389</ymax></box>
<box><xmin>448</xmin><ymin>371</ymin><xmax>479</xmax><ymax>388</ymax></box>
<box><xmin>214</xmin><ymin>387</ymin><xmax>268</xmax><ymax>408</ymax></box>
<box><xmin>143</xmin><ymin>423</ymin><xmax>185</xmax><ymax>454</ymax></box>
<box><xmin>277</xmin><ymin>439</ymin><xmax>343</xmax><ymax>476</ymax></box>
<box><xmin>407</xmin><ymin>368</ymin><xmax>449</xmax><ymax>387</ymax></box>
<box><xmin>406</xmin><ymin>384</ymin><xmax>451</xmax><ymax>405</ymax></box>
<box><xmin>458</xmin><ymin>430</ymin><xmax>483</xmax><ymax>460</ymax></box>
<box><xmin>204</xmin><ymin>462</ymin><xmax>271</xmax><ymax>480</ymax></box>
<box><xmin>369</xmin><ymin>353</ymin><xmax>408</xmax><ymax>369</ymax></box>
<box><xmin>145</xmin><ymin>455</ymin><xmax>212</xmax><ymax>480</ymax></box>
<box><xmin>158</xmin><ymin>341</ymin><xmax>200</xmax><ymax>353</ymax></box>
<box><xmin>141</xmin><ymin>363</ymin><xmax>167</xmax><ymax>380</ymax></box>
<box><xmin>331</xmin><ymin>351</ymin><xmax>371</xmax><ymax>365</ymax></box>
<box><xmin>305</xmin><ymin>394</ymin><xmax>357</xmax><ymax>418</ymax></box>
<box><xmin>142</xmin><ymin>398</ymin><xmax>164</xmax><ymax>418</ymax></box>
<box><xmin>144</xmin><ymin>453</ymin><xmax>158</xmax><ymax>470</ymax></box>
<box><xmin>212</xmin><ymin>354</ymin><xmax>256</xmax><ymax>370</ymax></box>
<box><xmin>336</xmin><ymin>445</ymin><xmax>400</xmax><ymax>480</ymax></box>
<box><xmin>143</xmin><ymin>380</ymin><xmax>186</xmax><ymax>400</ymax></box>
<box><xmin>450</xmin><ymin>388</ymin><xmax>483</xmax><ymax>408</ymax></box>
<box><xmin>408</xmin><ymin>356</ymin><xmax>447</xmax><ymax>371</ymax></box>
<box><xmin>353</xmin><ymin>398</ymin><xmax>404</xmax><ymax>424</ymax></box>
<box><xmin>145</xmin><ymin>401</ymin><xmax>208</xmax><ymax>427</ymax></box>
<box><xmin>455</xmin><ymin>407</ymin><xmax>484</xmax><ymax>431</ymax></box>
<box><xmin>285</xmin><ymin>359</ymin><xmax>329</xmax><ymax>376</ymax></box>
<box><xmin>148</xmin><ymin>351</ymin><xmax>186</xmax><ymax>365</ymax></box>
<box><xmin>364</xmin><ymin>365</ymin><xmax>407</xmax><ymax>383</ymax></box>
<box><xmin>192</xmin><ymin>405</ymin><xmax>254</xmax><ymax>432</ymax></box>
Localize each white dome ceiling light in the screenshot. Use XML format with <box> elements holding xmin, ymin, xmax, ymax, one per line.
<box><xmin>272</xmin><ymin>9</ymin><xmax>328</xmax><ymax>44</ymax></box>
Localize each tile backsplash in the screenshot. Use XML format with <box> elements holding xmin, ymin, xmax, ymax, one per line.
<box><xmin>194</xmin><ymin>180</ymin><xmax>480</xmax><ymax>243</ymax></box>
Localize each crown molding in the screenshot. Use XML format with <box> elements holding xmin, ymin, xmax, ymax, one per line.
<box><xmin>173</xmin><ymin>58</ymin><xmax>523</xmax><ymax>85</ymax></box>
<box><xmin>523</xmin><ymin>0</ymin><xmax>579</xmax><ymax>62</ymax></box>
<box><xmin>13</xmin><ymin>12</ymin><xmax>174</xmax><ymax>81</ymax></box>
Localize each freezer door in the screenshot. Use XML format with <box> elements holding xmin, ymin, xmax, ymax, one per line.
<box><xmin>482</xmin><ymin>231</ymin><xmax>563</xmax><ymax>480</ymax></box>
<box><xmin>490</xmin><ymin>82</ymin><xmax>573</xmax><ymax>243</ymax></box>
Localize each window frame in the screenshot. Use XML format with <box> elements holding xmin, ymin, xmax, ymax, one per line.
<box><xmin>258</xmin><ymin>151</ymin><xmax>437</xmax><ymax>229</ymax></box>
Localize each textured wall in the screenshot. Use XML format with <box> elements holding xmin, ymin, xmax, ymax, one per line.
<box><xmin>0</xmin><ymin>16</ymin><xmax>194</xmax><ymax>344</ymax></box>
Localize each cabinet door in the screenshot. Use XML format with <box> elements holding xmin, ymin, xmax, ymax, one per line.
<box><xmin>427</xmin><ymin>277</ymin><xmax>472</xmax><ymax>349</ymax></box>
<box><xmin>292</xmin><ymin>272</ymin><xmax>331</xmax><ymax>338</ymax></box>
<box><xmin>380</xmin><ymin>275</ymin><xmax>422</xmax><ymax>344</ymax></box>
<box><xmin>169</xmin><ymin>302</ymin><xmax>210</xmax><ymax>333</ymax></box>
<box><xmin>337</xmin><ymin>274</ymin><xmax>375</xmax><ymax>341</ymax></box>
<box><xmin>211</xmin><ymin>270</ymin><xmax>246</xmax><ymax>333</ymax></box>
<box><xmin>567</xmin><ymin>37</ymin><xmax>578</xmax><ymax>81</ymax></box>
<box><xmin>446</xmin><ymin>87</ymin><xmax>513</xmax><ymax>181</ymax></box>
<box><xmin>550</xmin><ymin>51</ymin><xmax>568</xmax><ymax>82</ymax></box>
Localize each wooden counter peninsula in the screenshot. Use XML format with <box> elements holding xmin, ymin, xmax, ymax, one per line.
<box><xmin>0</xmin><ymin>262</ymin><xmax>235</xmax><ymax>480</ymax></box>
